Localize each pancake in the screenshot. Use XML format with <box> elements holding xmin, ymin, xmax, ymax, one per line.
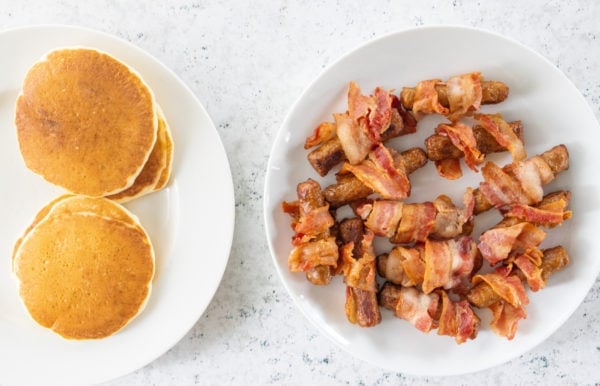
<box><xmin>12</xmin><ymin>196</ymin><xmax>155</xmax><ymax>339</ymax></box>
<box><xmin>153</xmin><ymin>107</ymin><xmax>174</xmax><ymax>191</ymax></box>
<box><xmin>153</xmin><ymin>129</ymin><xmax>173</xmax><ymax>191</ymax></box>
<box><xmin>12</xmin><ymin>194</ymin><xmax>142</xmax><ymax>260</ymax></box>
<box><xmin>14</xmin><ymin>195</ymin><xmax>140</xmax><ymax>247</ymax></box>
<box><xmin>107</xmin><ymin>107</ymin><xmax>173</xmax><ymax>202</ymax></box>
<box><xmin>15</xmin><ymin>47</ymin><xmax>158</xmax><ymax>196</ymax></box>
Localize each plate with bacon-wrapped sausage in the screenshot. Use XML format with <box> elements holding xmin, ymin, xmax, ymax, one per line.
<box><xmin>264</xmin><ymin>26</ymin><xmax>600</xmax><ymax>375</ymax></box>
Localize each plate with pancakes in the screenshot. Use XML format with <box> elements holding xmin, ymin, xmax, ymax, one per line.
<box><xmin>0</xmin><ymin>25</ymin><xmax>234</xmax><ymax>385</ymax></box>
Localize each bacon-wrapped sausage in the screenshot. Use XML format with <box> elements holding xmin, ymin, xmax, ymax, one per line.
<box><xmin>472</xmin><ymin>144</ymin><xmax>569</xmax><ymax>215</ymax></box>
<box><xmin>478</xmin><ymin>191</ymin><xmax>571</xmax><ymax>266</ymax></box>
<box><xmin>379</xmin><ymin>282</ymin><xmax>480</xmax><ymax>344</ymax></box>
<box><xmin>499</xmin><ymin>190</ymin><xmax>572</xmax><ymax>228</ymax></box>
<box><xmin>427</xmin><ymin>114</ymin><xmax>525</xmax><ymax>179</ymax></box>
<box><xmin>354</xmin><ymin>189</ymin><xmax>474</xmax><ymax>244</ymax></box>
<box><xmin>379</xmin><ymin>283</ymin><xmax>439</xmax><ymax>332</ymax></box>
<box><xmin>306</xmin><ymin>82</ymin><xmax>417</xmax><ymax>176</ymax></box>
<box><xmin>324</xmin><ymin>147</ymin><xmax>427</xmax><ymax>208</ymax></box>
<box><xmin>470</xmin><ymin>269</ymin><xmax>528</xmax><ymax>340</ymax></box>
<box><xmin>400</xmin><ymin>72</ymin><xmax>509</xmax><ymax>121</ymax></box>
<box><xmin>478</xmin><ymin>222</ymin><xmax>546</xmax><ymax>266</ymax></box>
<box><xmin>432</xmin><ymin>122</ymin><xmax>484</xmax><ymax>179</ymax></box>
<box><xmin>467</xmin><ymin>246</ymin><xmax>570</xmax><ymax>309</ymax></box>
<box><xmin>377</xmin><ymin>236</ymin><xmax>481</xmax><ymax>294</ymax></box>
<box><xmin>337</xmin><ymin>218</ymin><xmax>381</xmax><ymax>327</ymax></box>
<box><xmin>425</xmin><ymin>118</ymin><xmax>523</xmax><ymax>162</ymax></box>
<box><xmin>282</xmin><ymin>179</ymin><xmax>338</xmax><ymax>285</ymax></box>
<box><xmin>340</xmin><ymin>144</ymin><xmax>412</xmax><ymax>200</ymax></box>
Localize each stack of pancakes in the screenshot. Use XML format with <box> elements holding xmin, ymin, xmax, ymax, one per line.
<box><xmin>12</xmin><ymin>47</ymin><xmax>172</xmax><ymax>339</ymax></box>
<box><xmin>15</xmin><ymin>47</ymin><xmax>173</xmax><ymax>201</ymax></box>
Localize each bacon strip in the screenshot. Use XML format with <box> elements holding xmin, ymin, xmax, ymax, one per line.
<box><xmin>393</xmin><ymin>202</ymin><xmax>437</xmax><ymax>244</ymax></box>
<box><xmin>422</xmin><ymin>238</ymin><xmax>453</xmax><ymax>294</ymax></box>
<box><xmin>511</xmin><ymin>156</ymin><xmax>554</xmax><ymax>203</ymax></box>
<box><xmin>411</xmin><ymin>79</ymin><xmax>449</xmax><ymax>119</ymax></box>
<box><xmin>472</xmin><ymin>271</ymin><xmax>529</xmax><ymax>340</ymax></box>
<box><xmin>446</xmin><ymin>72</ymin><xmax>483</xmax><ymax>121</ymax></box>
<box><xmin>343</xmin><ymin>144</ymin><xmax>411</xmax><ymax>200</ymax></box>
<box><xmin>478</xmin><ymin>222</ymin><xmax>546</xmax><ymax>265</ymax></box>
<box><xmin>488</xmin><ymin>301</ymin><xmax>527</xmax><ymax>340</ymax></box>
<box><xmin>288</xmin><ymin>237</ymin><xmax>339</xmax><ymax>272</ymax></box>
<box><xmin>428</xmin><ymin>116</ymin><xmax>523</xmax><ymax>179</ymax></box>
<box><xmin>377</xmin><ymin>245</ymin><xmax>425</xmax><ymax>287</ymax></box>
<box><xmin>335</xmin><ymin>112</ymin><xmax>374</xmax><ymax>165</ymax></box>
<box><xmin>304</xmin><ymin>121</ymin><xmax>336</xmax><ymax>149</ymax></box>
<box><xmin>437</xmin><ymin>291</ymin><xmax>480</xmax><ymax>344</ymax></box>
<box><xmin>368</xmin><ymin>86</ymin><xmax>393</xmax><ymax>139</ymax></box>
<box><xmin>503</xmin><ymin>203</ymin><xmax>571</xmax><ymax>227</ymax></box>
<box><xmin>348</xmin><ymin>81</ymin><xmax>372</xmax><ymax>121</ymax></box>
<box><xmin>512</xmin><ymin>250</ymin><xmax>545</xmax><ymax>291</ymax></box>
<box><xmin>342</xmin><ymin>232</ymin><xmax>377</xmax><ymax>291</ymax></box>
<box><xmin>463</xmin><ymin>187</ymin><xmax>475</xmax><ymax>220</ymax></box>
<box><xmin>436</xmin><ymin>122</ymin><xmax>484</xmax><ymax>172</ymax></box>
<box><xmin>482</xmin><ymin>191</ymin><xmax>572</xmax><ymax>289</ymax></box>
<box><xmin>475</xmin><ymin>113</ymin><xmax>526</xmax><ymax>162</ymax></box>
<box><xmin>435</xmin><ymin>158</ymin><xmax>463</xmax><ymax>180</ymax></box>
<box><xmin>429</xmin><ymin>122</ymin><xmax>523</xmax><ymax>160</ymax></box>
<box><xmin>479</xmin><ymin>161</ymin><xmax>525</xmax><ymax>207</ymax></box>
<box><xmin>501</xmin><ymin>190</ymin><xmax>572</xmax><ymax>227</ymax></box>
<box><xmin>334</xmin><ymin>82</ymin><xmax>378</xmax><ymax>164</ymax></box>
<box><xmin>292</xmin><ymin>205</ymin><xmax>335</xmax><ymax>244</ymax></box>
<box><xmin>362</xmin><ymin>200</ymin><xmax>403</xmax><ymax>238</ymax></box>
<box><xmin>394</xmin><ymin>286</ymin><xmax>440</xmax><ymax>333</ymax></box>
<box><xmin>422</xmin><ymin>237</ymin><xmax>479</xmax><ymax>294</ymax></box>
<box><xmin>474</xmin><ymin>269</ymin><xmax>530</xmax><ymax>306</ymax></box>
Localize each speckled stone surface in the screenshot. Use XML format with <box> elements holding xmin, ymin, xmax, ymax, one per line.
<box><xmin>1</xmin><ymin>1</ymin><xmax>599</xmax><ymax>384</ymax></box>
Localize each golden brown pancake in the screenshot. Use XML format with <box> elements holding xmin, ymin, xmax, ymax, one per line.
<box><xmin>12</xmin><ymin>194</ymin><xmax>141</xmax><ymax>260</ymax></box>
<box><xmin>107</xmin><ymin>108</ymin><xmax>173</xmax><ymax>202</ymax></box>
<box><xmin>15</xmin><ymin>47</ymin><xmax>158</xmax><ymax>196</ymax></box>
<box><xmin>153</xmin><ymin>107</ymin><xmax>174</xmax><ymax>191</ymax></box>
<box><xmin>13</xmin><ymin>196</ymin><xmax>154</xmax><ymax>339</ymax></box>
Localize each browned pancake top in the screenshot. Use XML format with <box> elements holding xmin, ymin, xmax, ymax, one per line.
<box><xmin>15</xmin><ymin>48</ymin><xmax>157</xmax><ymax>196</ymax></box>
<box><xmin>13</xmin><ymin>196</ymin><xmax>154</xmax><ymax>339</ymax></box>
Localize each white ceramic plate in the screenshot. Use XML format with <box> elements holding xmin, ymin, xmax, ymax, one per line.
<box><xmin>0</xmin><ymin>25</ymin><xmax>234</xmax><ymax>385</ymax></box>
<box><xmin>264</xmin><ymin>26</ymin><xmax>600</xmax><ymax>376</ymax></box>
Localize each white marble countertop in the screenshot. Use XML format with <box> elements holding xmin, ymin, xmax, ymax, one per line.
<box><xmin>1</xmin><ymin>1</ymin><xmax>599</xmax><ymax>384</ymax></box>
